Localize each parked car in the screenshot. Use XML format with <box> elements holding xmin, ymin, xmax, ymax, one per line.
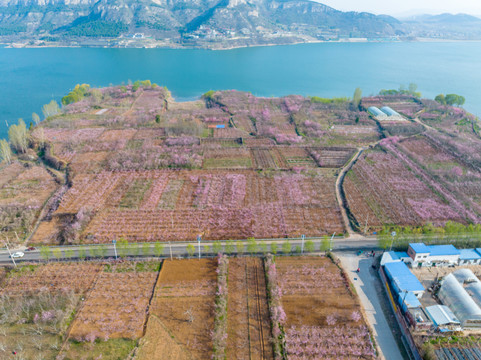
<box><xmin>10</xmin><ymin>252</ymin><xmax>24</xmax><ymax>258</ymax></box>
<box><xmin>25</xmin><ymin>247</ymin><xmax>36</xmax><ymax>251</ymax></box>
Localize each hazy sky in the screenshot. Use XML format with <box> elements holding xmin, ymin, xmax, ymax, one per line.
<box><xmin>317</xmin><ymin>0</ymin><xmax>481</xmax><ymax>16</ymax></box>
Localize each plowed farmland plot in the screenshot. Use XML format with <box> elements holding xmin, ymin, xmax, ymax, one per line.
<box><xmin>398</xmin><ymin>136</ymin><xmax>481</xmax><ymax>213</ymax></box>
<box><xmin>203</xmin><ymin>147</ymin><xmax>252</xmax><ymax>169</ymax></box>
<box><xmin>226</xmin><ymin>257</ymin><xmax>273</xmax><ymax>360</ymax></box>
<box><xmin>308</xmin><ymin>147</ymin><xmax>356</xmax><ymax>168</ymax></box>
<box><xmin>278</xmin><ymin>147</ymin><xmax>316</xmax><ymax>168</ymax></box>
<box><xmin>69</xmin><ymin>170</ymin><xmax>344</xmax><ymax>243</ymax></box>
<box><xmin>276</xmin><ymin>256</ymin><xmax>375</xmax><ymax>360</ymax></box>
<box><xmin>68</xmin><ymin>263</ymin><xmax>159</xmax><ymax>340</ymax></box>
<box><xmin>0</xmin><ymin>263</ymin><xmax>101</xmax><ymax>360</ymax></box>
<box><xmin>0</xmin><ymin>164</ymin><xmax>59</xmax><ymax>242</ymax></box>
<box><xmin>252</xmin><ymin>148</ymin><xmax>278</xmax><ymax>168</ymax></box>
<box><xmin>145</xmin><ymin>259</ymin><xmax>217</xmax><ymax>359</ymax></box>
<box><xmin>344</xmin><ymin>148</ymin><xmax>468</xmax><ymax>229</ymax></box>
<box><xmin>1</xmin><ymin>263</ymin><xmax>101</xmax><ymax>295</ymax></box>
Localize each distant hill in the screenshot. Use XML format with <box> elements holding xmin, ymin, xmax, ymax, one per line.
<box><xmin>0</xmin><ymin>0</ymin><xmax>403</xmax><ymax>47</ymax></box>
<box><xmin>0</xmin><ymin>1</ymin><xmax>480</xmax><ymax>47</ymax></box>
<box><xmin>401</xmin><ymin>13</ymin><xmax>481</xmax><ymax>40</ymax></box>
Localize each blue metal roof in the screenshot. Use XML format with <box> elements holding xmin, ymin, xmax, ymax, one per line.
<box><xmin>398</xmin><ymin>291</ymin><xmax>422</xmax><ymax>309</ymax></box>
<box><xmin>476</xmin><ymin>249</ymin><xmax>481</xmax><ymax>257</ymax></box>
<box><xmin>387</xmin><ymin>251</ymin><xmax>399</xmax><ymax>260</ymax></box>
<box><xmin>460</xmin><ymin>249</ymin><xmax>481</xmax><ymax>260</ymax></box>
<box><xmin>409</xmin><ymin>243</ymin><xmax>430</xmax><ymax>254</ymax></box>
<box><xmin>395</xmin><ymin>251</ymin><xmax>409</xmax><ymax>259</ymax></box>
<box><xmin>428</xmin><ymin>245</ymin><xmax>460</xmax><ymax>256</ymax></box>
<box><xmin>384</xmin><ymin>261</ymin><xmax>425</xmax><ymax>292</ymax></box>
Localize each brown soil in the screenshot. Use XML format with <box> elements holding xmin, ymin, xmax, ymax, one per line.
<box><xmin>1</xmin><ymin>263</ymin><xmax>102</xmax><ymax>295</ymax></box>
<box><xmin>149</xmin><ymin>259</ymin><xmax>217</xmax><ymax>360</ymax></box>
<box><xmin>29</xmin><ymin>217</ymin><xmax>60</xmax><ymax>244</ymax></box>
<box><xmin>69</xmin><ymin>270</ymin><xmax>158</xmax><ymax>339</ymax></box>
<box><xmin>136</xmin><ymin>315</ymin><xmax>192</xmax><ymax>360</ymax></box>
<box><xmin>277</xmin><ymin>256</ymin><xmax>359</xmax><ymax>327</ymax></box>
<box><xmin>226</xmin><ymin>257</ymin><xmax>273</xmax><ymax>360</ymax></box>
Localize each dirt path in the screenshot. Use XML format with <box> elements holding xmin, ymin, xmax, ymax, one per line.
<box><xmin>335</xmin><ymin>146</ymin><xmax>368</xmax><ymax>239</ymax></box>
<box><xmin>226</xmin><ymin>257</ymin><xmax>273</xmax><ymax>360</ymax></box>
<box><xmin>337</xmin><ymin>252</ymin><xmax>406</xmax><ymax>360</ymax></box>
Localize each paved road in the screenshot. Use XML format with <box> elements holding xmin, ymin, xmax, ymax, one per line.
<box><xmin>0</xmin><ymin>237</ymin><xmax>379</xmax><ymax>265</ymax></box>
<box><xmin>338</xmin><ymin>252</ymin><xmax>405</xmax><ymax>360</ymax></box>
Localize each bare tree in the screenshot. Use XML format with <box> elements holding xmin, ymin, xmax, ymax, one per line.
<box><xmin>42</xmin><ymin>100</ymin><xmax>60</xmax><ymax>119</ymax></box>
<box><xmin>35</xmin><ymin>127</ymin><xmax>46</xmax><ymax>147</ymax></box>
<box><xmin>352</xmin><ymin>87</ymin><xmax>362</xmax><ymax>108</ymax></box>
<box><xmin>8</xmin><ymin>119</ymin><xmax>28</xmax><ymax>153</ymax></box>
<box><xmin>32</xmin><ymin>112</ymin><xmax>41</xmax><ymax>125</ymax></box>
<box><xmin>0</xmin><ymin>139</ymin><xmax>12</xmax><ymax>164</ymax></box>
<box><xmin>50</xmin><ymin>340</ymin><xmax>59</xmax><ymax>350</ymax></box>
<box><xmin>184</xmin><ymin>307</ymin><xmax>195</xmax><ymax>323</ymax></box>
<box><xmin>32</xmin><ymin>337</ymin><xmax>43</xmax><ymax>351</ymax></box>
<box><xmin>15</xmin><ymin>340</ymin><xmax>24</xmax><ymax>351</ymax></box>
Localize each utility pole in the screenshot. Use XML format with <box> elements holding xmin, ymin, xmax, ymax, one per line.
<box><xmin>330</xmin><ymin>233</ymin><xmax>336</xmax><ymax>251</ymax></box>
<box><xmin>364</xmin><ymin>214</ymin><xmax>369</xmax><ymax>234</ymax></box>
<box><xmin>301</xmin><ymin>235</ymin><xmax>305</xmax><ymax>254</ymax></box>
<box><xmin>112</xmin><ymin>239</ymin><xmax>118</xmax><ymax>260</ymax></box>
<box><xmin>197</xmin><ymin>234</ymin><xmax>201</xmax><ymax>260</ymax></box>
<box><xmin>389</xmin><ymin>231</ymin><xmax>397</xmax><ymax>251</ymax></box>
<box><xmin>5</xmin><ymin>238</ymin><xmax>16</xmax><ymax>268</ymax></box>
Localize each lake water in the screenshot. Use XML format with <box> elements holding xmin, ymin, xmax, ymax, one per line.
<box><xmin>1</xmin><ymin>41</ymin><xmax>481</xmax><ymax>139</ymax></box>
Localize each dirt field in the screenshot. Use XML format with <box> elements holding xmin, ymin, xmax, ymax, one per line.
<box><xmin>226</xmin><ymin>257</ymin><xmax>273</xmax><ymax>360</ymax></box>
<box><xmin>1</xmin><ymin>263</ymin><xmax>102</xmax><ymax>295</ymax></box>
<box><xmin>68</xmin><ymin>264</ymin><xmax>159</xmax><ymax>340</ymax></box>
<box><xmin>276</xmin><ymin>256</ymin><xmax>375</xmax><ymax>359</ymax></box>
<box><xmin>136</xmin><ymin>314</ymin><xmax>191</xmax><ymax>360</ymax></box>
<box><xmin>144</xmin><ymin>259</ymin><xmax>217</xmax><ymax>359</ymax></box>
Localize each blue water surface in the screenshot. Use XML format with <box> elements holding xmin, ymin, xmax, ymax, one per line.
<box><xmin>1</xmin><ymin>42</ymin><xmax>480</xmax><ymax>138</ymax></box>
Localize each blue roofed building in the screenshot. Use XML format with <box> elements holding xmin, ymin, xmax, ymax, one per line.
<box><xmin>380</xmin><ymin>251</ymin><xmax>411</xmax><ymax>266</ymax></box>
<box><xmin>459</xmin><ymin>249</ymin><xmax>481</xmax><ymax>265</ymax></box>
<box><xmin>407</xmin><ymin>243</ymin><xmax>460</xmax><ymax>267</ymax></box>
<box><xmin>384</xmin><ymin>261</ymin><xmax>425</xmax><ymax>298</ymax></box>
<box><xmin>397</xmin><ymin>291</ymin><xmax>422</xmax><ymax>312</ymax></box>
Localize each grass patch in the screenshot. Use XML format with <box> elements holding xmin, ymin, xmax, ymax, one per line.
<box><xmin>203</xmin><ymin>157</ymin><xmax>252</xmax><ymax>169</ymax></box>
<box><xmin>62</xmin><ymin>338</ymin><xmax>137</xmax><ymax>360</ymax></box>
<box><xmin>158</xmin><ymin>180</ymin><xmax>184</xmax><ymax>209</ymax></box>
<box><xmin>119</xmin><ymin>179</ymin><xmax>152</xmax><ymax>208</ymax></box>
<box><xmin>103</xmin><ymin>261</ymin><xmax>161</xmax><ymax>273</ymax></box>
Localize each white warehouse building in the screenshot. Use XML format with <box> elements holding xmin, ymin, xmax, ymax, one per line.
<box><xmin>407</xmin><ymin>243</ymin><xmax>460</xmax><ymax>267</ymax></box>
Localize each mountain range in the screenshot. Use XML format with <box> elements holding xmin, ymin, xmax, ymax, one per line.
<box><xmin>0</xmin><ymin>0</ymin><xmax>479</xmax><ymax>48</ymax></box>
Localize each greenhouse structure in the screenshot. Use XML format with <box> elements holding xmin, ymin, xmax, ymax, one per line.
<box><xmin>438</xmin><ymin>273</ymin><xmax>481</xmax><ymax>328</ymax></box>
<box><xmin>452</xmin><ymin>269</ymin><xmax>481</xmax><ymax>310</ymax></box>
<box><xmin>367</xmin><ymin>106</ymin><xmax>387</xmax><ymax>119</ymax></box>
<box><xmin>380</xmin><ymin>106</ymin><xmax>401</xmax><ymax>117</ymax></box>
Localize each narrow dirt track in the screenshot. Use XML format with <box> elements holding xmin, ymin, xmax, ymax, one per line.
<box><xmin>226</xmin><ymin>258</ymin><xmax>273</xmax><ymax>360</ymax></box>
